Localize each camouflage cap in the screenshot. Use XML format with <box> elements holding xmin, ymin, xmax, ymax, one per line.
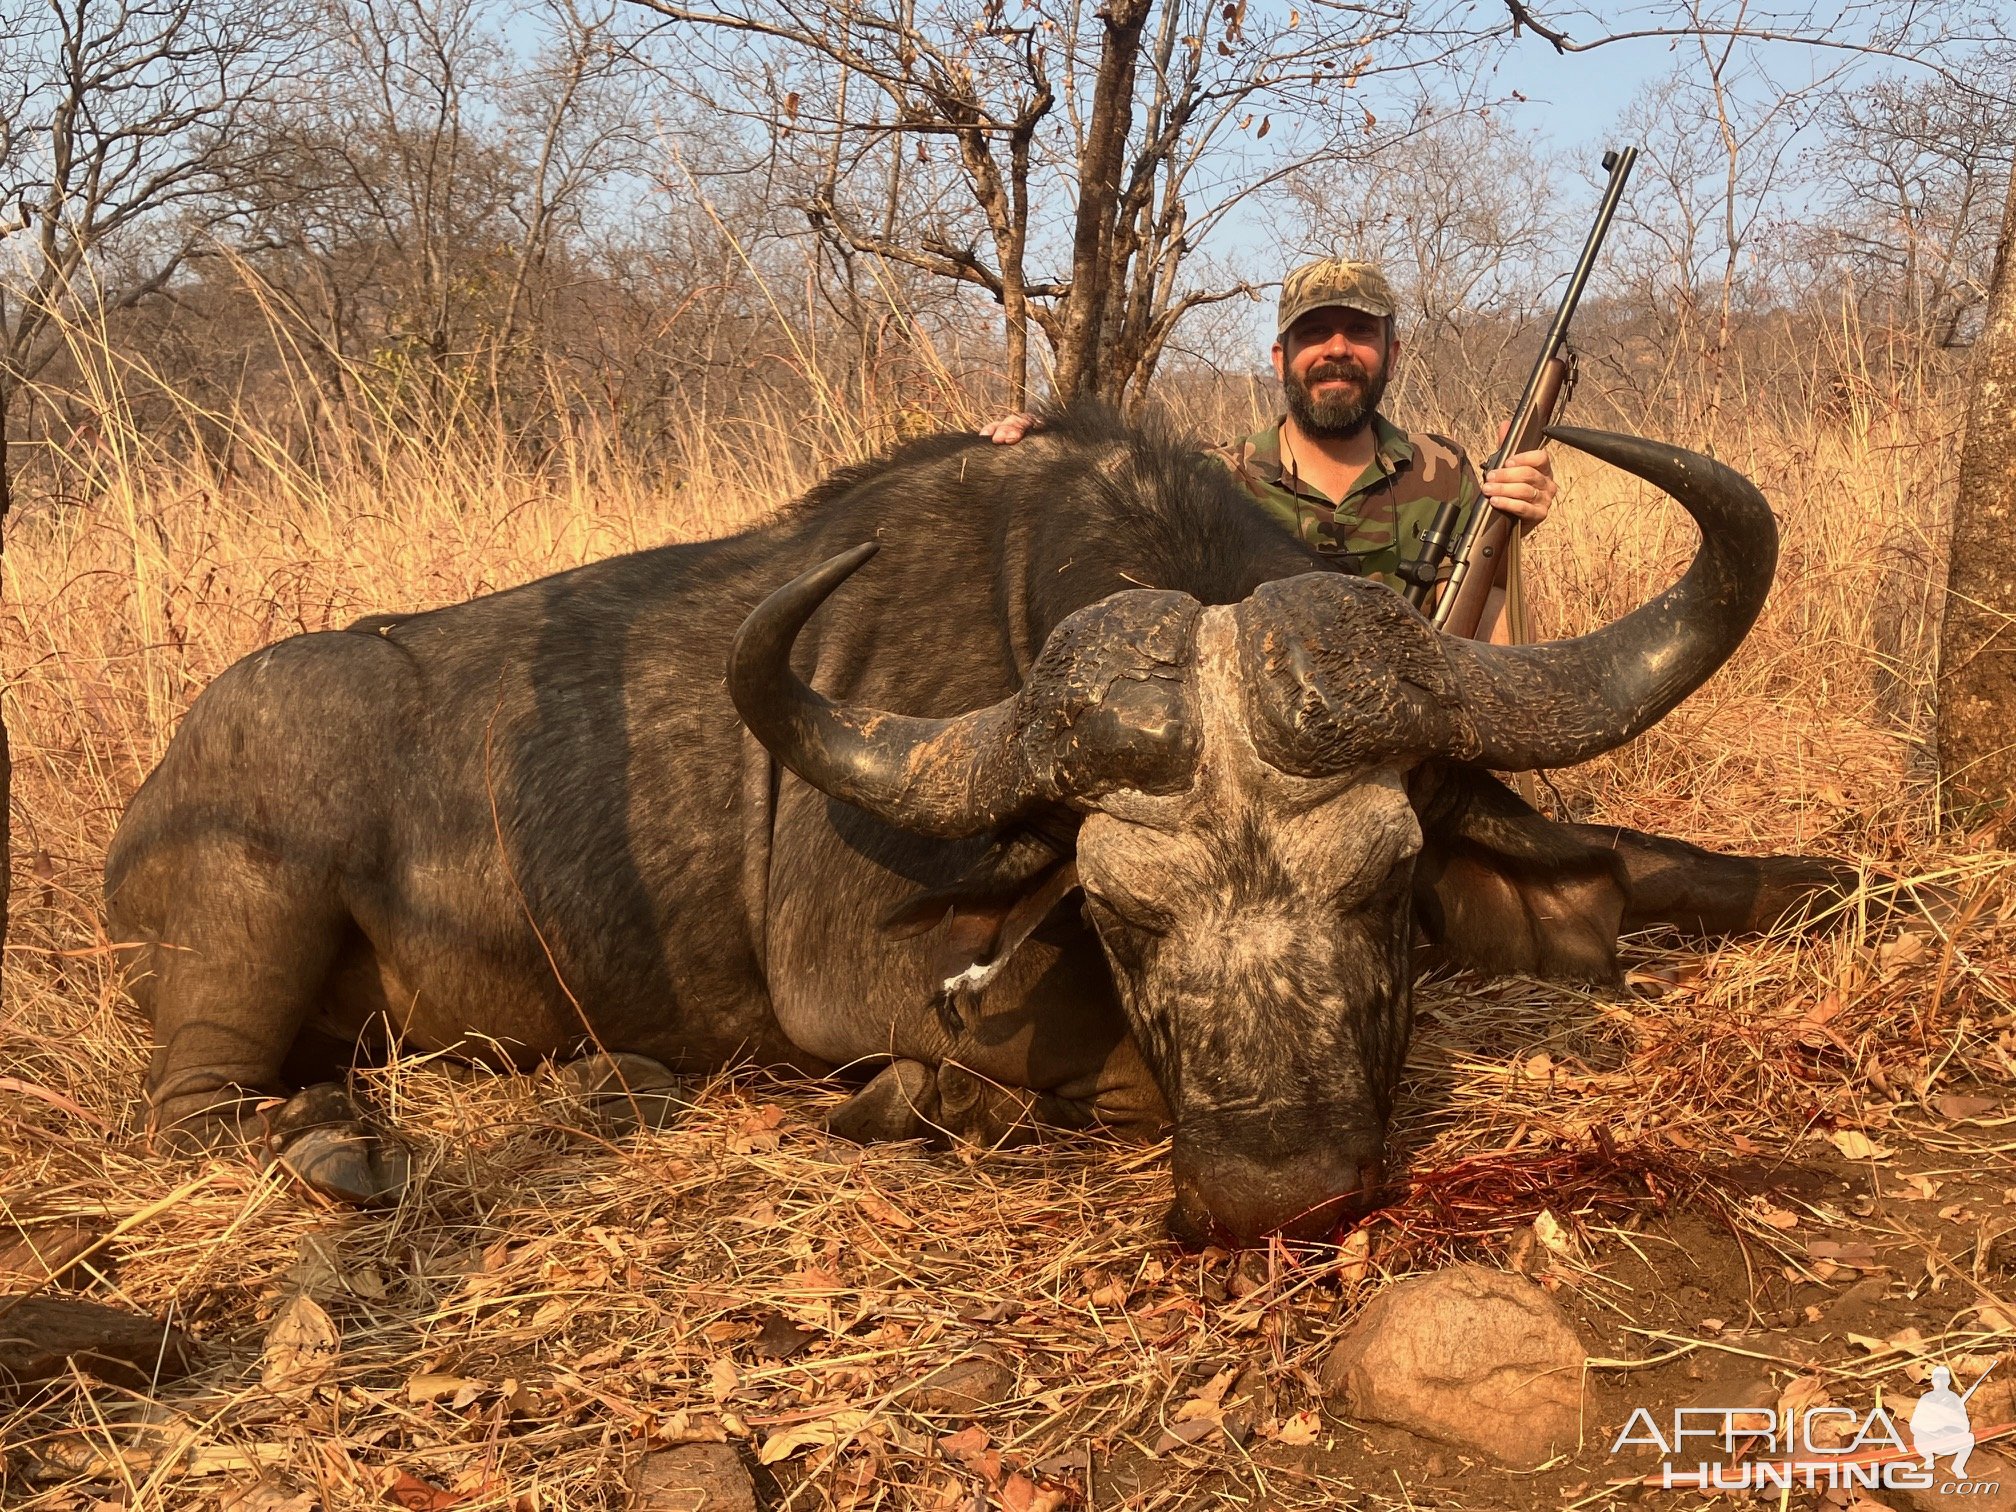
<box><xmin>1277</xmin><ymin>258</ymin><xmax>1397</xmax><ymax>336</ymax></box>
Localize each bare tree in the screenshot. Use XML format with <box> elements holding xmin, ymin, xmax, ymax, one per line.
<box><xmin>0</xmin><ymin>0</ymin><xmax>306</xmax><ymax>509</ymax></box>
<box><xmin>625</xmin><ymin>0</ymin><xmax>1492</xmax><ymax>407</ymax></box>
<box><xmin>1809</xmin><ymin>69</ymin><xmax>2016</xmax><ymax>358</ymax></box>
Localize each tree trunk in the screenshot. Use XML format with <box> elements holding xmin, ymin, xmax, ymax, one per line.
<box><xmin>1049</xmin><ymin>0</ymin><xmax>1151</xmax><ymax>403</ymax></box>
<box><xmin>1936</xmin><ymin>160</ymin><xmax>2016</xmax><ymax>837</ymax></box>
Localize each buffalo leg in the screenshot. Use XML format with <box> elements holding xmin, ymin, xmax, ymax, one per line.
<box><xmin>1410</xmin><ymin>764</ymin><xmax>1858</xmax><ymax>984</ymax></box>
<box><xmin>936</xmin><ymin>1062</ymin><xmax>1098</xmax><ymax>1147</ymax></box>
<box><xmin>133</xmin><ymin>852</ymin><xmax>352</xmax><ymax>1152</ymax></box>
<box><xmin>1565</xmin><ymin>824</ymin><xmax>1857</xmax><ymax>937</ymax></box>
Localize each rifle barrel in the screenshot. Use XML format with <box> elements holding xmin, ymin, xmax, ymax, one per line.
<box><xmin>1426</xmin><ymin>144</ymin><xmax>1636</xmax><ymax>628</ymax></box>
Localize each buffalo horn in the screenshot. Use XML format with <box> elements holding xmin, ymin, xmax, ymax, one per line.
<box><xmin>1444</xmin><ymin>427</ymin><xmax>1777</xmax><ymax>770</ymax></box>
<box><xmin>726</xmin><ymin>542</ymin><xmax>1043</xmax><ymax>837</ymax></box>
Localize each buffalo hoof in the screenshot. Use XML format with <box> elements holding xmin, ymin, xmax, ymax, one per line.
<box><xmin>275</xmin><ymin>1124</ymin><xmax>411</xmax><ymax>1207</ymax></box>
<box><xmin>825</xmin><ymin>1060</ymin><xmax>938</xmax><ymax>1143</ymax></box>
<box><xmin>266</xmin><ymin>1084</ymin><xmax>409</xmax><ymax>1208</ymax></box>
<box><xmin>554</xmin><ymin>1052</ymin><xmax>692</xmax><ymax>1133</ymax></box>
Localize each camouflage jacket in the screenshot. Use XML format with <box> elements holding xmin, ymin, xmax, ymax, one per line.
<box><xmin>1205</xmin><ymin>414</ymin><xmax>1481</xmax><ymax>591</ymax></box>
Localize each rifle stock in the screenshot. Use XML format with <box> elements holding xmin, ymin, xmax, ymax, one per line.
<box><xmin>1434</xmin><ymin>354</ymin><xmax>1570</xmax><ymax>640</ymax></box>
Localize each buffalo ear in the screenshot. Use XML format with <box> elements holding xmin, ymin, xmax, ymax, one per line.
<box><xmin>880</xmin><ymin>827</ymin><xmax>1083</xmax><ymax>1034</ymax></box>
<box><xmin>1409</xmin><ymin>766</ymin><xmax>1627</xmax><ymax>985</ymax></box>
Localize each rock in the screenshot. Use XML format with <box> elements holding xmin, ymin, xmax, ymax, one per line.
<box><xmin>557</xmin><ymin>1053</ymin><xmax>692</xmax><ymax>1133</ymax></box>
<box><xmin>1892</xmin><ymin>1449</ymin><xmax>2016</xmax><ymax>1512</ymax></box>
<box><xmin>0</xmin><ymin>1223</ymin><xmax>112</xmax><ymax>1289</ymax></box>
<box><xmin>628</xmin><ymin>1443</ymin><xmax>759</xmax><ymax>1512</ymax></box>
<box><xmin>1320</xmin><ymin>1262</ymin><xmax>1586</xmax><ymax>1469</ymax></box>
<box><xmin>0</xmin><ymin>1296</ymin><xmax>197</xmax><ymax>1389</ymax></box>
<box><xmin>897</xmin><ymin>1351</ymin><xmax>1019</xmax><ymax>1415</ymax></box>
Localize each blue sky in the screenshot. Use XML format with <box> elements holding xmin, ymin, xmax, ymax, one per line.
<box><xmin>1489</xmin><ymin>30</ymin><xmax>1679</xmax><ymax>145</ymax></box>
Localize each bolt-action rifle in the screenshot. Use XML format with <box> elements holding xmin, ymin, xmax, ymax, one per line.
<box><xmin>1396</xmin><ymin>146</ymin><xmax>1637</xmax><ymax>635</ymax></box>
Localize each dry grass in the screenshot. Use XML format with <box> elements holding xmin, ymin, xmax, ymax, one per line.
<box><xmin>4</xmin><ymin>336</ymin><xmax>2015</xmax><ymax>1510</ymax></box>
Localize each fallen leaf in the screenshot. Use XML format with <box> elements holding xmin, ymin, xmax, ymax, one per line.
<box><xmin>1808</xmin><ymin>1239</ymin><xmax>1882</xmax><ymax>1267</ymax></box>
<box><xmin>1627</xmin><ymin>961</ymin><xmax>1706</xmax><ymax>996</ymax></box>
<box><xmin>1336</xmin><ymin>1225</ymin><xmax>1373</xmax><ymax>1282</ymax></box>
<box><xmin>758</xmin><ymin>1410</ymin><xmax>875</xmax><ymax>1464</ymax></box>
<box><xmin>1879</xmin><ymin>931</ymin><xmax>1929</xmax><ymax>970</ymax></box>
<box><xmin>262</xmin><ymin>1294</ymin><xmax>339</xmax><ymax>1391</ymax></box>
<box><xmin>750</xmin><ymin>1312</ymin><xmax>818</xmax><ymax>1360</ymax></box>
<box><xmin>1029</xmin><ymin>1446</ymin><xmax>1089</xmax><ymax>1479</ymax></box>
<box><xmin>219</xmin><ymin>1486</ymin><xmax>318</xmax><ymax>1512</ymax></box>
<box><xmin>1151</xmin><ymin>1417</ymin><xmax>1219</xmax><ymax>1455</ymax></box>
<box><xmin>1751</xmin><ymin>1203</ymin><xmax>1801</xmax><ymax>1229</ymax></box>
<box><xmin>382</xmin><ymin>1471</ymin><xmax>466</xmax><ymax>1511</ymax></box>
<box><xmin>1275</xmin><ymin>1410</ymin><xmax>1321</xmax><ymax>1446</ymax></box>
<box><xmin>937</xmin><ymin>1423</ymin><xmax>1001</xmax><ymax>1482</ymax></box>
<box><xmin>1829</xmin><ymin>1130</ymin><xmax>1895</xmax><ymax>1162</ymax></box>
<box><xmin>1778</xmin><ymin>1375</ymin><xmax>1831</xmax><ymax>1417</ymax></box>
<box><xmin>405</xmin><ymin>1373</ymin><xmax>486</xmax><ymax>1406</ymax></box>
<box><xmin>708</xmin><ymin>1357</ymin><xmax>740</xmax><ymax>1402</ymax></box>
<box><xmin>938</xmin><ymin>1424</ymin><xmax>990</xmax><ymax>1461</ymax></box>
<box><xmin>1848</xmin><ymin>1326</ymin><xmax>1927</xmax><ymax>1357</ymax></box>
<box><xmin>1533</xmin><ymin>1208</ymin><xmax>1578</xmax><ymax>1258</ymax></box>
<box><xmin>642</xmin><ymin>1407</ymin><xmax>729</xmax><ymax>1445</ymax></box>
<box><xmin>1174</xmin><ymin>1367</ymin><xmax>1239</xmax><ymax>1422</ymax></box>
<box><xmin>857</xmin><ymin>1192</ymin><xmax>916</xmax><ymax>1231</ymax></box>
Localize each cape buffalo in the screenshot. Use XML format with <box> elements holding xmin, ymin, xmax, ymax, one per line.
<box><xmin>104</xmin><ymin>408</ymin><xmax>1850</xmax><ymax>1244</ymax></box>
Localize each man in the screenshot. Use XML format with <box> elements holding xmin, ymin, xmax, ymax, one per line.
<box><xmin>980</xmin><ymin>258</ymin><xmax>1556</xmax><ymax>614</ymax></box>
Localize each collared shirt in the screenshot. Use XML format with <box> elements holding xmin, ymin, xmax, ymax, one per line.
<box><xmin>1205</xmin><ymin>413</ymin><xmax>1482</xmax><ymax>590</ymax></box>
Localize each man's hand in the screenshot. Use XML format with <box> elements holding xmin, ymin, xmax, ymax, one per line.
<box><xmin>1481</xmin><ymin>420</ymin><xmax>1555</xmax><ymax>527</ymax></box>
<box><xmin>978</xmin><ymin>411</ymin><xmax>1040</xmax><ymax>444</ymax></box>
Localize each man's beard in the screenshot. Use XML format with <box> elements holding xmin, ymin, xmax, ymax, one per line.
<box><xmin>1284</xmin><ymin>356</ymin><xmax>1389</xmax><ymax>440</ymax></box>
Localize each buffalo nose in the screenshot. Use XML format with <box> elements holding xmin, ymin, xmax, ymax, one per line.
<box><xmin>1166</xmin><ymin>1148</ymin><xmax>1386</xmax><ymax>1248</ymax></box>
